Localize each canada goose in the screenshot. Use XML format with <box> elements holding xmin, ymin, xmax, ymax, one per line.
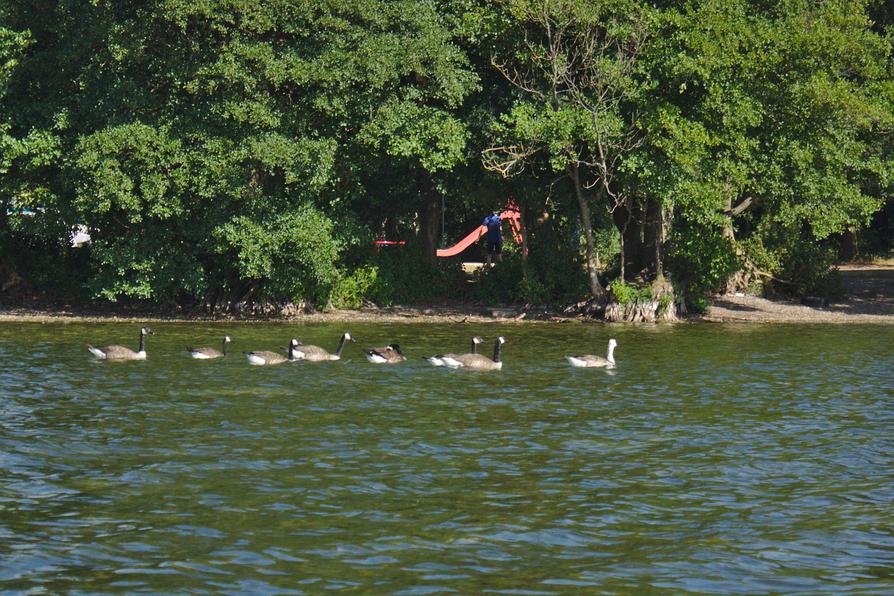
<box><xmin>442</xmin><ymin>336</ymin><xmax>505</xmax><ymax>370</ymax></box>
<box><xmin>188</xmin><ymin>336</ymin><xmax>231</xmax><ymax>359</ymax></box>
<box><xmin>567</xmin><ymin>338</ymin><xmax>617</xmax><ymax>368</ymax></box>
<box><xmin>88</xmin><ymin>327</ymin><xmax>153</xmax><ymax>361</ymax></box>
<box><xmin>294</xmin><ymin>332</ymin><xmax>354</xmax><ymax>361</ymax></box>
<box><xmin>245</xmin><ymin>338</ymin><xmax>300</xmax><ymax>366</ymax></box>
<box><xmin>427</xmin><ymin>336</ymin><xmax>484</xmax><ymax>367</ymax></box>
<box><xmin>365</xmin><ymin>343</ymin><xmax>406</xmax><ymax>364</ymax></box>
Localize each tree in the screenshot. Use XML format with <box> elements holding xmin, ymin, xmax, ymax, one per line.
<box><xmin>0</xmin><ymin>0</ymin><xmax>479</xmax><ymax>304</ymax></box>
<box><xmin>637</xmin><ymin>0</ymin><xmax>893</xmax><ymax>299</ymax></box>
<box><xmin>483</xmin><ymin>0</ymin><xmax>653</xmax><ymax>298</ymax></box>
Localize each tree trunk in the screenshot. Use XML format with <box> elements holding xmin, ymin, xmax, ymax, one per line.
<box><xmin>418</xmin><ymin>172</ymin><xmax>440</xmax><ymax>266</ymax></box>
<box><xmin>568</xmin><ymin>164</ymin><xmax>604</xmax><ymax>299</ymax></box>
<box><xmin>838</xmin><ymin>227</ymin><xmax>858</xmax><ymax>262</ymax></box>
<box><xmin>642</xmin><ymin>196</ymin><xmax>665</xmax><ymax>280</ymax></box>
<box><xmin>612</xmin><ymin>197</ymin><xmax>645</xmax><ymax>281</ymax></box>
<box><xmin>722</xmin><ymin>195</ymin><xmax>761</xmax><ymax>293</ymax></box>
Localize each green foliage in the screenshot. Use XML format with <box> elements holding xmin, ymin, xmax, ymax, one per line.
<box><xmin>217</xmin><ymin>204</ymin><xmax>342</xmax><ymax>306</ymax></box>
<box><xmin>330</xmin><ymin>265</ymin><xmax>380</xmax><ymax>309</ymax></box>
<box><xmin>668</xmin><ymin>219</ymin><xmax>740</xmax><ymax>311</ymax></box>
<box><xmin>88</xmin><ymin>238</ymin><xmax>207</xmax><ymax>302</ymax></box>
<box><xmin>525</xmin><ymin>220</ymin><xmax>589</xmax><ymax>303</ymax></box>
<box><xmin>518</xmin><ymin>271</ymin><xmax>550</xmax><ymax>304</ymax></box>
<box><xmin>639</xmin><ymin>0</ymin><xmax>893</xmax><ymax>283</ymax></box>
<box><xmin>0</xmin><ymin>27</ymin><xmax>30</xmax><ymax>95</ymax></box>
<box><xmin>751</xmin><ymin>223</ymin><xmax>845</xmax><ymax>299</ymax></box>
<box><xmin>779</xmin><ymin>241</ymin><xmax>844</xmax><ymax>299</ymax></box>
<box><xmin>657</xmin><ymin>291</ymin><xmax>672</xmax><ymax>314</ymax></box>
<box><xmin>477</xmin><ymin>256</ymin><xmax>585</xmax><ymax>306</ymax></box>
<box><xmin>75</xmin><ymin>124</ymin><xmax>189</xmax><ymax>224</ymax></box>
<box><xmin>362</xmin><ymin>247</ymin><xmax>468</xmax><ymax>305</ymax></box>
<box><xmin>0</xmin><ymin>0</ymin><xmax>891</xmax><ymax>314</ymax></box>
<box><xmin>476</xmin><ymin>255</ymin><xmax>524</xmax><ymax>304</ymax></box>
<box><xmin>609</xmin><ymin>279</ymin><xmax>652</xmax><ymax>305</ymax></box>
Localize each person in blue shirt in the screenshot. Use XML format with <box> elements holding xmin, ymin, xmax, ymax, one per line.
<box><xmin>482</xmin><ymin>211</ymin><xmax>503</xmax><ymax>266</ymax></box>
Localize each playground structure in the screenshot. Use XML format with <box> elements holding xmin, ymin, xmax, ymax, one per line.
<box><xmin>436</xmin><ymin>202</ymin><xmax>525</xmax><ymax>258</ymax></box>
<box><xmin>373</xmin><ymin>202</ymin><xmax>525</xmax><ymax>259</ymax></box>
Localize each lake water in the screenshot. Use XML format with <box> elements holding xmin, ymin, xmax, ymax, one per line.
<box><xmin>1</xmin><ymin>321</ymin><xmax>893</xmax><ymax>593</ymax></box>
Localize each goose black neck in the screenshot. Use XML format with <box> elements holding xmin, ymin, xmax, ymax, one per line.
<box><xmin>471</xmin><ymin>340</ymin><xmax>477</xmax><ymax>354</ymax></box>
<box><xmin>222</xmin><ymin>338</ymin><xmax>228</xmax><ymax>356</ymax></box>
<box><xmin>335</xmin><ymin>335</ymin><xmax>348</xmax><ymax>357</ymax></box>
<box><xmin>139</xmin><ymin>332</ymin><xmax>146</xmax><ymax>353</ymax></box>
<box><xmin>288</xmin><ymin>343</ymin><xmax>295</xmax><ymax>360</ymax></box>
<box><xmin>493</xmin><ymin>340</ymin><xmax>502</xmax><ymax>363</ymax></box>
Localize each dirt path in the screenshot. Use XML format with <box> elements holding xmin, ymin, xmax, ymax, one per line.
<box><xmin>702</xmin><ymin>264</ymin><xmax>894</xmax><ymax>324</ymax></box>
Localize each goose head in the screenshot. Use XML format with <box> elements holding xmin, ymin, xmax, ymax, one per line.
<box><xmin>344</xmin><ymin>332</ymin><xmax>356</xmax><ymax>343</ymax></box>
<box><xmin>473</xmin><ymin>336</ymin><xmax>484</xmax><ymax>345</ymax></box>
<box><xmin>141</xmin><ymin>327</ymin><xmax>153</xmax><ymax>336</ymax></box>
<box><xmin>224</xmin><ymin>336</ymin><xmax>232</xmax><ymax>344</ymax></box>
<box><xmin>388</xmin><ymin>343</ymin><xmax>403</xmax><ymax>355</ymax></box>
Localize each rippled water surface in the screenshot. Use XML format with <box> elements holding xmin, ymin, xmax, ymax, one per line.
<box><xmin>1</xmin><ymin>321</ymin><xmax>893</xmax><ymax>593</ymax></box>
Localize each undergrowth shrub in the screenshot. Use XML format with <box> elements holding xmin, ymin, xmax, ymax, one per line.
<box><xmin>668</xmin><ymin>219</ymin><xmax>740</xmax><ymax>313</ymax></box>
<box><xmin>748</xmin><ymin>224</ymin><xmax>845</xmax><ymax>299</ymax></box>
<box><xmin>608</xmin><ymin>279</ymin><xmax>652</xmax><ymax>304</ymax></box>
<box><xmin>218</xmin><ymin>204</ymin><xmax>341</xmax><ymax>306</ymax></box>
<box><xmin>367</xmin><ymin>246</ymin><xmax>468</xmax><ymax>305</ymax></box>
<box><xmin>330</xmin><ymin>265</ymin><xmax>380</xmax><ymax>308</ymax></box>
<box><xmin>476</xmin><ymin>254</ymin><xmax>524</xmax><ymax>303</ymax></box>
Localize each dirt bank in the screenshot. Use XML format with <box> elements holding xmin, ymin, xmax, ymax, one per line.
<box><xmin>0</xmin><ymin>302</ymin><xmax>524</xmax><ymax>325</ymax></box>
<box><xmin>700</xmin><ymin>264</ymin><xmax>894</xmax><ymax>324</ymax></box>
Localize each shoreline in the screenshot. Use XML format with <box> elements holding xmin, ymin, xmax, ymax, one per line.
<box><xmin>3</xmin><ymin>264</ymin><xmax>892</xmax><ymax>326</ymax></box>
<box><xmin>1</xmin><ymin>299</ymin><xmax>892</xmax><ymax>326</ymax></box>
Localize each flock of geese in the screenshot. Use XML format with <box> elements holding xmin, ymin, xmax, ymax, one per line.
<box><xmin>87</xmin><ymin>327</ymin><xmax>618</xmax><ymax>370</ymax></box>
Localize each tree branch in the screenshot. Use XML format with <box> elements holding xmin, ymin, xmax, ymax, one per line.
<box><xmin>725</xmin><ymin>196</ymin><xmax>755</xmax><ymax>217</ymax></box>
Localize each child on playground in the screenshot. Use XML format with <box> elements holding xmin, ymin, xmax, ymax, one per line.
<box><xmin>482</xmin><ymin>210</ymin><xmax>503</xmax><ymax>266</ymax></box>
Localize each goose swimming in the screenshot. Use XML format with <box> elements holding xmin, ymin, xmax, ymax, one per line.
<box><xmin>294</xmin><ymin>332</ymin><xmax>354</xmax><ymax>361</ymax></box>
<box><xmin>567</xmin><ymin>338</ymin><xmax>617</xmax><ymax>368</ymax></box>
<box><xmin>245</xmin><ymin>338</ymin><xmax>301</xmax><ymax>365</ymax></box>
<box><xmin>365</xmin><ymin>343</ymin><xmax>406</xmax><ymax>363</ymax></box>
<box><xmin>88</xmin><ymin>327</ymin><xmax>152</xmax><ymax>361</ymax></box>
<box><xmin>441</xmin><ymin>336</ymin><xmax>505</xmax><ymax>371</ymax></box>
<box><xmin>427</xmin><ymin>336</ymin><xmax>484</xmax><ymax>367</ymax></box>
<box><xmin>188</xmin><ymin>336</ymin><xmax>231</xmax><ymax>359</ymax></box>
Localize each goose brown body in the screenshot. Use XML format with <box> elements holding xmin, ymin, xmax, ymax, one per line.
<box><xmin>245</xmin><ymin>339</ymin><xmax>300</xmax><ymax>365</ymax></box>
<box><xmin>88</xmin><ymin>327</ymin><xmax>152</xmax><ymax>361</ymax></box>
<box><xmin>294</xmin><ymin>332</ymin><xmax>354</xmax><ymax>361</ymax></box>
<box><xmin>443</xmin><ymin>337</ymin><xmax>505</xmax><ymax>370</ymax></box>
<box><xmin>365</xmin><ymin>344</ymin><xmax>406</xmax><ymax>363</ymax></box>
<box><xmin>427</xmin><ymin>336</ymin><xmax>483</xmax><ymax>367</ymax></box>
<box><xmin>188</xmin><ymin>336</ymin><xmax>231</xmax><ymax>359</ymax></box>
<box><xmin>567</xmin><ymin>339</ymin><xmax>617</xmax><ymax>368</ymax></box>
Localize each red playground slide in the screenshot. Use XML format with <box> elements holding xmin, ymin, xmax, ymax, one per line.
<box><xmin>436</xmin><ymin>203</ymin><xmax>524</xmax><ymax>258</ymax></box>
